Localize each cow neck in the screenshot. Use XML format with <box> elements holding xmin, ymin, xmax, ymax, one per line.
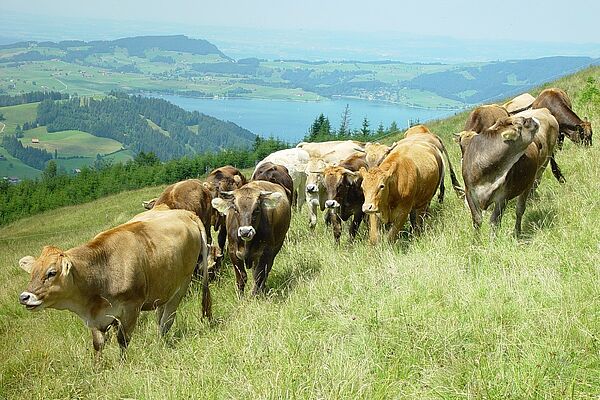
<box><xmin>469</xmin><ymin>134</ymin><xmax>531</xmax><ymax>183</ymax></box>
<box><xmin>63</xmin><ymin>246</ymin><xmax>111</xmax><ymax>315</ymax></box>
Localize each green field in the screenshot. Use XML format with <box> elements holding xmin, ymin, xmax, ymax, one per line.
<box><xmin>20</xmin><ymin>127</ymin><xmax>123</xmax><ymax>157</ymax></box>
<box><xmin>0</xmin><ymin>102</ymin><xmax>39</xmax><ymax>135</ymax></box>
<box><xmin>0</xmin><ymin>68</ymin><xmax>598</xmax><ymax>399</ymax></box>
<box><xmin>0</xmin><ymin>146</ymin><xmax>41</xmax><ymax>178</ymax></box>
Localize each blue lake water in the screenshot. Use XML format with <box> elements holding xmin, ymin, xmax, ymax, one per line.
<box><xmin>157</xmin><ymin>94</ymin><xmax>458</xmax><ymax>142</ymax></box>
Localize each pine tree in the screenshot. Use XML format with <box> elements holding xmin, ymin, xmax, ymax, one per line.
<box><xmin>338</xmin><ymin>104</ymin><xmax>350</xmax><ymax>137</ymax></box>
<box><xmin>376</xmin><ymin>122</ymin><xmax>385</xmax><ymax>136</ymax></box>
<box><xmin>360</xmin><ymin>117</ymin><xmax>370</xmax><ymax>137</ymax></box>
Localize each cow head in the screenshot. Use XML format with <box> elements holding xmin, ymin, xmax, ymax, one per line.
<box><xmin>211</xmin><ymin>187</ymin><xmax>283</xmax><ymax>259</ymax></box>
<box><xmin>18</xmin><ymin>246</ymin><xmax>74</xmax><ymax>312</ymax></box>
<box><xmin>488</xmin><ymin>115</ymin><xmax>539</xmax><ymax>144</ymax></box>
<box><xmin>454</xmin><ymin>131</ymin><xmax>479</xmax><ymax>157</ymax></box>
<box><xmin>322</xmin><ymin>166</ymin><xmax>361</xmax><ymax>210</ymax></box>
<box><xmin>359</xmin><ymin>166</ymin><xmax>393</xmax><ymax>214</ymax></box>
<box><xmin>365</xmin><ymin>142</ymin><xmax>396</xmax><ymax>169</ymax></box>
<box><xmin>142</xmin><ymin>198</ymin><xmax>157</xmax><ymax>210</ymax></box>
<box><xmin>579</xmin><ymin>119</ymin><xmax>593</xmax><ymax>146</ymax></box>
<box><xmin>305</xmin><ymin>158</ymin><xmax>328</xmax><ymax>196</ymax></box>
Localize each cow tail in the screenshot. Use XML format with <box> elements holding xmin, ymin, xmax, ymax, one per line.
<box><xmin>438</xmin><ymin>136</ymin><xmax>465</xmax><ymax>199</ymax></box>
<box><xmin>200</xmin><ymin>224</ymin><xmax>212</xmax><ymax>320</ymax></box>
<box><xmin>550</xmin><ymin>154</ymin><xmax>566</xmax><ymax>184</ymax></box>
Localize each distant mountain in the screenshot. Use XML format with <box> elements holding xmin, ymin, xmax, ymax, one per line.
<box><xmin>0</xmin><ymin>34</ymin><xmax>230</xmax><ymax>62</ymax></box>
<box><xmin>401</xmin><ymin>56</ymin><xmax>600</xmax><ymax>104</ymax></box>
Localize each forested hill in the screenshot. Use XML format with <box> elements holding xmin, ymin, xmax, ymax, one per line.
<box><xmin>0</xmin><ymin>35</ymin><xmax>229</xmax><ymax>62</ymax></box>
<box><xmin>35</xmin><ymin>92</ymin><xmax>256</xmax><ymax>160</ymax></box>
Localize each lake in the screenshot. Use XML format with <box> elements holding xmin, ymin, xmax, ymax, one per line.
<box><xmin>156</xmin><ymin>94</ymin><xmax>458</xmax><ymax>142</ymax></box>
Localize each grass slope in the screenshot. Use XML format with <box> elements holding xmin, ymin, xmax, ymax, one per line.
<box><xmin>0</xmin><ymin>68</ymin><xmax>598</xmax><ymax>399</ymax></box>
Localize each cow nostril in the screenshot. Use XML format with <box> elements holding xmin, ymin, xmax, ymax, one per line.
<box><xmin>19</xmin><ymin>293</ymin><xmax>30</xmax><ymax>303</ymax></box>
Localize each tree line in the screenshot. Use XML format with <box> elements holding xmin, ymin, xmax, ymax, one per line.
<box><xmin>1</xmin><ymin>135</ymin><xmax>52</xmax><ymax>169</ymax></box>
<box><xmin>0</xmin><ymin>91</ymin><xmax>68</xmax><ymax>107</ymax></box>
<box><xmin>0</xmin><ymin>137</ymin><xmax>288</xmax><ymax>226</ymax></box>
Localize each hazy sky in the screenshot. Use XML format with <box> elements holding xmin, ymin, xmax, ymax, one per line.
<box><xmin>3</xmin><ymin>0</ymin><xmax>599</xmax><ymax>44</ymax></box>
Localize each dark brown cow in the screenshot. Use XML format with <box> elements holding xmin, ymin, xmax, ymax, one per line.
<box><xmin>206</xmin><ymin>166</ymin><xmax>248</xmax><ymax>252</ymax></box>
<box><xmin>211</xmin><ymin>181</ymin><xmax>291</xmax><ymax>296</ymax></box>
<box><xmin>464</xmin><ymin>104</ymin><xmax>510</xmax><ymax>133</ymax></box>
<box><xmin>322</xmin><ymin>154</ymin><xmax>367</xmax><ymax>243</ymax></box>
<box><xmin>251</xmin><ymin>162</ymin><xmax>294</xmax><ymax>204</ymax></box>
<box><xmin>532</xmin><ymin>88</ymin><xmax>593</xmax><ymax>147</ymax></box>
<box><xmin>460</xmin><ymin>114</ymin><xmax>543</xmax><ymax>236</ymax></box>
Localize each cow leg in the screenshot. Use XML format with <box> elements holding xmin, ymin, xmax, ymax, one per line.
<box><xmin>157</xmin><ymin>280</ymin><xmax>191</xmax><ymax>337</ymax></box>
<box><xmin>437</xmin><ymin>173</ymin><xmax>445</xmax><ymax>203</ymax></box>
<box><xmin>116</xmin><ymin>309</ymin><xmax>140</xmax><ymax>361</ymax></box>
<box><xmin>514</xmin><ymin>186</ymin><xmax>532</xmax><ymax>238</ymax></box>
<box><xmin>466</xmin><ymin>192</ymin><xmax>482</xmax><ymax>231</ymax></box>
<box><xmin>550</xmin><ymin>155</ymin><xmax>566</xmax><ymax>184</ymax></box>
<box><xmin>91</xmin><ymin>328</ymin><xmax>106</xmax><ymax>366</ymax></box>
<box><xmin>349</xmin><ymin>211</ymin><xmax>363</xmax><ymax>241</ymax></box>
<box><xmin>308</xmin><ymin>199</ymin><xmax>318</xmax><ymax>229</ymax></box>
<box><xmin>489</xmin><ymin>199</ymin><xmax>507</xmax><ymax>237</ymax></box>
<box><xmin>368</xmin><ymin>214</ymin><xmax>379</xmax><ymax>244</ymax></box>
<box><xmin>251</xmin><ymin>256</ymin><xmax>269</xmax><ymax>296</ymax></box>
<box><xmin>412</xmin><ymin>207</ymin><xmax>428</xmax><ymax>235</ymax></box>
<box><xmin>387</xmin><ymin>209</ymin><xmax>410</xmax><ymax>243</ymax></box>
<box><xmin>330</xmin><ymin>211</ymin><xmax>342</xmax><ymax>243</ymax></box>
<box><xmin>233</xmin><ymin>261</ymin><xmax>247</xmax><ymax>298</ymax></box>
<box><xmin>217</xmin><ymin>226</ymin><xmax>227</xmax><ymax>254</ymax></box>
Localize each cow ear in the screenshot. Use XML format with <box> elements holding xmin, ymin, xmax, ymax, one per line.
<box><xmin>19</xmin><ymin>256</ymin><xmax>35</xmax><ymax>274</ymax></box>
<box><xmin>453</xmin><ymin>132</ymin><xmax>462</xmax><ymax>143</ymax></box>
<box><xmin>261</xmin><ymin>191</ymin><xmax>283</xmax><ymax>209</ymax></box>
<box><xmin>211</xmin><ymin>198</ymin><xmax>231</xmax><ymax>215</ymax></box>
<box><xmin>501</xmin><ymin>129</ymin><xmax>519</xmax><ymax>141</ymax></box>
<box><xmin>233</xmin><ymin>175</ymin><xmax>242</xmax><ymax>185</ymax></box>
<box><xmin>344</xmin><ymin>169</ymin><xmax>361</xmax><ymax>184</ymax></box>
<box><xmin>142</xmin><ymin>198</ymin><xmax>156</xmax><ymax>210</ymax></box>
<box><xmin>61</xmin><ymin>256</ymin><xmax>72</xmax><ymax>277</ymax></box>
<box><xmin>219</xmin><ymin>190</ymin><xmax>234</xmax><ymax>199</ymax></box>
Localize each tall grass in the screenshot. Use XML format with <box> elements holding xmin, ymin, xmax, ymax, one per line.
<box><xmin>0</xmin><ymin>68</ymin><xmax>598</xmax><ymax>399</ymax></box>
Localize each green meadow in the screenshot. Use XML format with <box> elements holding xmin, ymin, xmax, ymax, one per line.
<box><xmin>0</xmin><ymin>68</ymin><xmax>598</xmax><ymax>399</ymax></box>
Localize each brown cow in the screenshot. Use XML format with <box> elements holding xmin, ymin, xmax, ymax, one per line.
<box><xmin>464</xmin><ymin>104</ymin><xmax>510</xmax><ymax>133</ymax></box>
<box><xmin>360</xmin><ymin>140</ymin><xmax>443</xmax><ymax>243</ymax></box>
<box><xmin>251</xmin><ymin>162</ymin><xmax>294</xmax><ymax>204</ymax></box>
<box><xmin>459</xmin><ymin>114</ymin><xmax>544</xmax><ymax>236</ymax></box>
<box><xmin>532</xmin><ymin>88</ymin><xmax>593</xmax><ymax>147</ymax></box>
<box><xmin>404</xmin><ymin>124</ymin><xmax>464</xmax><ymax>200</ymax></box>
<box><xmin>206</xmin><ymin>166</ymin><xmax>248</xmax><ymax>252</ymax></box>
<box><xmin>212</xmin><ymin>181</ymin><xmax>291</xmax><ymax>296</ymax></box>
<box><xmin>502</xmin><ymin>93</ymin><xmax>535</xmax><ymax>114</ymax></box>
<box><xmin>322</xmin><ymin>154</ymin><xmax>367</xmax><ymax>243</ymax></box>
<box><xmin>364</xmin><ymin>142</ymin><xmax>397</xmax><ymax>169</ymax></box>
<box><xmin>18</xmin><ymin>207</ymin><xmax>210</xmax><ymax>362</ymax></box>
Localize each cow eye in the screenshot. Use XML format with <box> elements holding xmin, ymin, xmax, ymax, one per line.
<box><xmin>379</xmin><ymin>184</ymin><xmax>385</xmax><ymax>190</ymax></box>
<box><xmin>46</xmin><ymin>269</ymin><xmax>57</xmax><ymax>279</ymax></box>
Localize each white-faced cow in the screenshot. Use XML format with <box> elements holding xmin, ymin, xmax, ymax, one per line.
<box><xmin>18</xmin><ymin>207</ymin><xmax>210</xmax><ymax>363</ymax></box>
<box><xmin>254</xmin><ymin>148</ymin><xmax>310</xmax><ymax>209</ymax></box>
<box><xmin>212</xmin><ymin>181</ymin><xmax>291</xmax><ymax>296</ymax></box>
<box><xmin>502</xmin><ymin>93</ymin><xmax>535</xmax><ymax>114</ymax></box>
<box><xmin>360</xmin><ymin>139</ymin><xmax>443</xmax><ymax>244</ymax></box>
<box><xmin>532</xmin><ymin>88</ymin><xmax>593</xmax><ymax>147</ymax></box>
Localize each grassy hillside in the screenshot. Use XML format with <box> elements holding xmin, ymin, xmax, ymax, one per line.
<box><xmin>0</xmin><ymin>68</ymin><xmax>598</xmax><ymax>399</ymax></box>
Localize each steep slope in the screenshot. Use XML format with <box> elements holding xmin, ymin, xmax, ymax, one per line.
<box><xmin>0</xmin><ymin>67</ymin><xmax>598</xmax><ymax>399</ymax></box>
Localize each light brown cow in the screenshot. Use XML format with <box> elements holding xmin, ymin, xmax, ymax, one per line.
<box><xmin>360</xmin><ymin>140</ymin><xmax>443</xmax><ymax>243</ymax></box>
<box><xmin>18</xmin><ymin>207</ymin><xmax>210</xmax><ymax>362</ymax></box>
<box><xmin>502</xmin><ymin>93</ymin><xmax>535</xmax><ymax>114</ymax></box>
<box><xmin>463</xmin><ymin>104</ymin><xmax>510</xmax><ymax>133</ymax></box>
<box><xmin>403</xmin><ymin>124</ymin><xmax>464</xmax><ymax>200</ymax></box>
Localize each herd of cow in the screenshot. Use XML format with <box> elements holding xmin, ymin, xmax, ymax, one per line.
<box><xmin>17</xmin><ymin>87</ymin><xmax>593</xmax><ymax>362</ymax></box>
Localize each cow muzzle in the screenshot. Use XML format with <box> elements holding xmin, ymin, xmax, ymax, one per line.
<box><xmin>238</xmin><ymin>226</ymin><xmax>256</xmax><ymax>241</ymax></box>
<box><xmin>306</xmin><ymin>184</ymin><xmax>318</xmax><ymax>194</ymax></box>
<box><xmin>19</xmin><ymin>291</ymin><xmax>43</xmax><ymax>310</ymax></box>
<box><xmin>362</xmin><ymin>203</ymin><xmax>378</xmax><ymax>213</ymax></box>
<box><xmin>325</xmin><ymin>199</ymin><xmax>340</xmax><ymax>209</ymax></box>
